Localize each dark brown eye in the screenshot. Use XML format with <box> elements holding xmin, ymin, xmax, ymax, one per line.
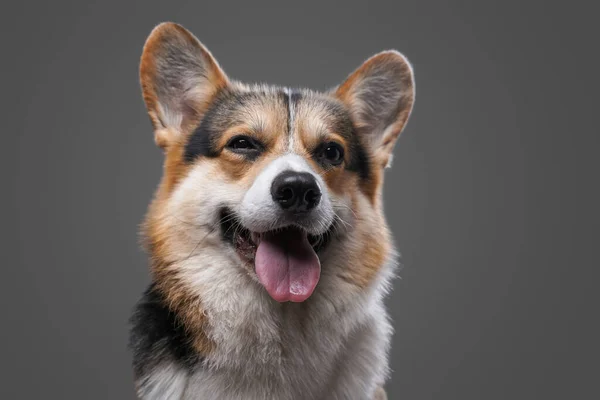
<box><xmin>226</xmin><ymin>136</ymin><xmax>262</xmax><ymax>155</ymax></box>
<box><xmin>320</xmin><ymin>142</ymin><xmax>344</xmax><ymax>165</ymax></box>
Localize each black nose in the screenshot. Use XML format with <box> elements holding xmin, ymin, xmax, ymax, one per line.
<box><xmin>271</xmin><ymin>171</ymin><xmax>321</xmax><ymax>212</ymax></box>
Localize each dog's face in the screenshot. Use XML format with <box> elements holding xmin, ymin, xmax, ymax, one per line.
<box><xmin>140</xmin><ymin>23</ymin><xmax>414</xmax><ymax>306</ymax></box>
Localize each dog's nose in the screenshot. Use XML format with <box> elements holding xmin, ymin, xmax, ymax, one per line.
<box><xmin>271</xmin><ymin>171</ymin><xmax>321</xmax><ymax>212</ymax></box>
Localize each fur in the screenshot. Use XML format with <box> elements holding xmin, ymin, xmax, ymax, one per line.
<box><xmin>130</xmin><ymin>22</ymin><xmax>414</xmax><ymax>400</ymax></box>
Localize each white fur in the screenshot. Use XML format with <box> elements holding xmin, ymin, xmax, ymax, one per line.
<box><xmin>138</xmin><ymin>362</ymin><xmax>188</xmax><ymax>399</ymax></box>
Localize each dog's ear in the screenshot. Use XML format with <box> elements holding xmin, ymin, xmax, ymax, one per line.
<box><xmin>335</xmin><ymin>51</ymin><xmax>415</xmax><ymax>168</ymax></box>
<box><xmin>140</xmin><ymin>23</ymin><xmax>229</xmax><ymax>148</ymax></box>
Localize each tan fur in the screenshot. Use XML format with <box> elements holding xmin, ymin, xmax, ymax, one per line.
<box><xmin>143</xmin><ymin>191</ymin><xmax>216</xmax><ymax>355</ymax></box>
<box><xmin>342</xmin><ymin>200</ymin><xmax>390</xmax><ymax>289</ymax></box>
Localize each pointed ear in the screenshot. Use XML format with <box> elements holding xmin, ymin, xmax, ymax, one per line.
<box><xmin>140</xmin><ymin>23</ymin><xmax>229</xmax><ymax>148</ymax></box>
<box><xmin>335</xmin><ymin>51</ymin><xmax>415</xmax><ymax>168</ymax></box>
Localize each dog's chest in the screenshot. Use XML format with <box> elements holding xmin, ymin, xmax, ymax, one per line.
<box><xmin>187</xmin><ymin>340</ymin><xmax>339</xmax><ymax>399</ymax></box>
<box><xmin>186</xmin><ymin>303</ymin><xmax>354</xmax><ymax>399</ymax></box>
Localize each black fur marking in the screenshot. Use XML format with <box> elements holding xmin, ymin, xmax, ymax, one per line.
<box><xmin>184</xmin><ymin>120</ymin><xmax>219</xmax><ymax>162</ymax></box>
<box><xmin>283</xmin><ymin>89</ymin><xmax>302</xmax><ymax>140</ymax></box>
<box><xmin>313</xmin><ymin>99</ymin><xmax>372</xmax><ymax>181</ymax></box>
<box><xmin>282</xmin><ymin>90</ymin><xmax>290</xmax><ymax>136</ymax></box>
<box><xmin>183</xmin><ymin>92</ymin><xmax>227</xmax><ymax>162</ymax></box>
<box><xmin>347</xmin><ymin>140</ymin><xmax>371</xmax><ymax>181</ymax></box>
<box><xmin>129</xmin><ymin>284</ymin><xmax>202</xmax><ymax>378</ymax></box>
<box><xmin>184</xmin><ymin>90</ymin><xmax>262</xmax><ymax>162</ymax></box>
<box><xmin>290</xmin><ymin>91</ymin><xmax>302</xmax><ymax>106</ymax></box>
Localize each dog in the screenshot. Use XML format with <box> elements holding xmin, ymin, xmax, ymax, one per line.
<box><xmin>129</xmin><ymin>22</ymin><xmax>414</xmax><ymax>400</ymax></box>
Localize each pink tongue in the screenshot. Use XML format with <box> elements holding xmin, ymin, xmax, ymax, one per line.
<box><xmin>255</xmin><ymin>229</ymin><xmax>321</xmax><ymax>302</ymax></box>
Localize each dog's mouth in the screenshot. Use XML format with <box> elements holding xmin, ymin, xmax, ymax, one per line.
<box><xmin>220</xmin><ymin>208</ymin><xmax>334</xmax><ymax>303</ymax></box>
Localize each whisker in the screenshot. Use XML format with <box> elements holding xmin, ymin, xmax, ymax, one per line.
<box><xmin>182</xmin><ymin>212</ymin><xmax>240</xmax><ymax>261</ymax></box>
<box><xmin>332</xmin><ymin>213</ymin><xmax>353</xmax><ymax>234</ymax></box>
<box><xmin>336</xmin><ymin>203</ymin><xmax>358</xmax><ymax>220</ymax></box>
<box><xmin>183</xmin><ymin>225</ymin><xmax>219</xmax><ymax>260</ymax></box>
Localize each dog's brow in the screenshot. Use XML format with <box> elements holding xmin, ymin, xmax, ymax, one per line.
<box><xmin>240</xmin><ymin>110</ymin><xmax>268</xmax><ymax>135</ymax></box>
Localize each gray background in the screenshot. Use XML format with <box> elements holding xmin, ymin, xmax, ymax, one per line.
<box><xmin>2</xmin><ymin>0</ymin><xmax>598</xmax><ymax>399</ymax></box>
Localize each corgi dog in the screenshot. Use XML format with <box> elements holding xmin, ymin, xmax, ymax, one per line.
<box><xmin>129</xmin><ymin>22</ymin><xmax>414</xmax><ymax>400</ymax></box>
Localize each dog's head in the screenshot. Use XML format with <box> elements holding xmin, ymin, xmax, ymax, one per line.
<box><xmin>140</xmin><ymin>23</ymin><xmax>414</xmax><ymax>305</ymax></box>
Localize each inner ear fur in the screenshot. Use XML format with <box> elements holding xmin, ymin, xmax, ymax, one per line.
<box><xmin>335</xmin><ymin>51</ymin><xmax>415</xmax><ymax>168</ymax></box>
<box><xmin>140</xmin><ymin>22</ymin><xmax>229</xmax><ymax>148</ymax></box>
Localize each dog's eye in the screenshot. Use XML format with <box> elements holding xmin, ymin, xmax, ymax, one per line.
<box><xmin>226</xmin><ymin>136</ymin><xmax>261</xmax><ymax>153</ymax></box>
<box><xmin>319</xmin><ymin>142</ymin><xmax>344</xmax><ymax>166</ymax></box>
